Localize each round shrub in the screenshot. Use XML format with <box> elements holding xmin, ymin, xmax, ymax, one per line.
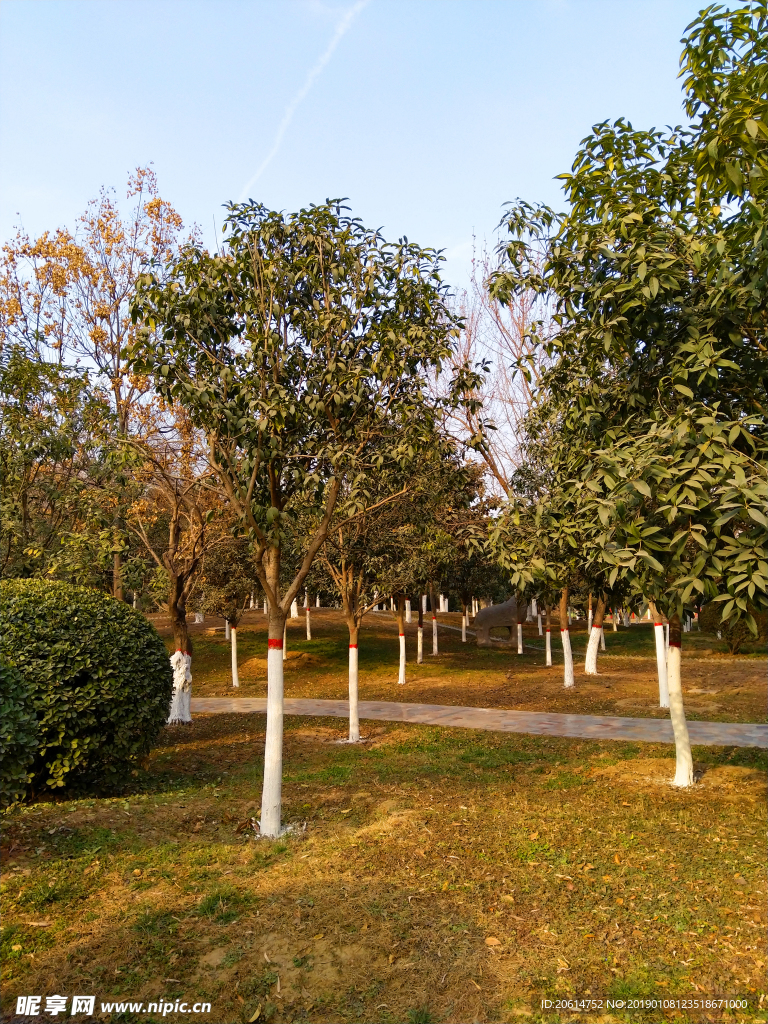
<box><xmin>0</xmin><ymin>580</ymin><xmax>173</xmax><ymax>794</ymax></box>
<box><xmin>0</xmin><ymin>660</ymin><xmax>38</xmax><ymax>808</ymax></box>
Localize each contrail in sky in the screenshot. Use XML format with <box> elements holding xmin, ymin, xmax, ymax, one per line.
<box><xmin>238</xmin><ymin>0</ymin><xmax>370</xmax><ymax>201</ymax></box>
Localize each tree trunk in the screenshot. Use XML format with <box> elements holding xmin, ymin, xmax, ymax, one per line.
<box><xmin>560</xmin><ymin>588</ymin><xmax>574</xmax><ymax>687</ymax></box>
<box><xmin>113</xmin><ymin>548</ymin><xmax>124</xmax><ymax>603</ymax></box>
<box><xmin>667</xmin><ymin>613</ymin><xmax>693</xmax><ymax>787</ymax></box>
<box><xmin>612</xmin><ymin>606</ymin><xmax>618</xmax><ymax>631</ymax></box>
<box><xmin>649</xmin><ymin>602</ymin><xmax>669</xmax><ymax>708</ymax></box>
<box><xmin>291</xmin><ymin>599</ymin><xmax>299</xmax><ymax>619</ymax></box>
<box><xmin>261</xmin><ymin>599</ymin><xmax>287</xmax><ymax>837</ymax></box>
<box><xmin>283</xmin><ymin>620</ymin><xmax>287</xmax><ymax>662</ymax></box>
<box><xmin>461</xmin><ymin>600</ymin><xmax>467</xmax><ymax>643</ymax></box>
<box><xmin>405</xmin><ymin>598</ymin><xmax>412</xmax><ymax>624</ymax></box>
<box><xmin>306</xmin><ymin>604</ymin><xmax>312</xmax><ymax>640</ymax></box>
<box><xmin>316</xmin><ymin>594</ymin><xmax>320</xmax><ymax>607</ymax></box>
<box><xmin>429</xmin><ymin>584</ymin><xmax>438</xmax><ymax>655</ymax></box>
<box><xmin>231</xmin><ymin>626</ymin><xmax>239</xmax><ymax>688</ymax></box>
<box><xmin>537</xmin><ymin>611</ymin><xmax>542</xmax><ymax>636</ymax></box>
<box><xmin>225</xmin><ymin>619</ymin><xmax>231</xmax><ymax>640</ymax></box>
<box><xmin>348</xmin><ymin>622</ymin><xmax>360</xmax><ymax>742</ymax></box>
<box><xmin>587</xmin><ymin>592</ymin><xmax>593</xmax><ymax>631</ymax></box>
<box><xmin>396</xmin><ymin>595</ymin><xmax>406</xmax><ymax>685</ymax></box>
<box><xmin>584</xmin><ymin>593</ymin><xmax>607</xmax><ymax>674</ymax></box>
<box><xmin>517</xmin><ymin>597</ymin><xmax>525</xmax><ymax>654</ymax></box>
<box><xmin>417</xmin><ymin>601</ymin><xmax>423</xmax><ymax>664</ymax></box>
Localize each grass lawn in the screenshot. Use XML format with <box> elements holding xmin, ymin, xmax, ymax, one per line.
<box><xmin>2</xmin><ymin>613</ymin><xmax>766</xmax><ymax>1024</ymax></box>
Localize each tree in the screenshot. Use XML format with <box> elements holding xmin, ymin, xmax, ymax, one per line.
<box><xmin>197</xmin><ymin>531</ymin><xmax>260</xmax><ymax>688</ymax></box>
<box><xmin>124</xmin><ymin>407</ymin><xmax>217</xmax><ymax>722</ymax></box>
<box><xmin>490</xmin><ymin>3</ymin><xmax>767</xmax><ymax>785</ymax></box>
<box><xmin>438</xmin><ymin>243</ymin><xmax>551</xmax><ymax>496</ymax></box>
<box><xmin>0</xmin><ymin>167</ymin><xmax>191</xmax><ymax>598</ymax></box>
<box><xmin>0</xmin><ymin>347</ymin><xmax>118</xmax><ymax>584</ymax></box>
<box><xmin>130</xmin><ymin>199</ymin><xmax>464</xmax><ymax>836</ymax></box>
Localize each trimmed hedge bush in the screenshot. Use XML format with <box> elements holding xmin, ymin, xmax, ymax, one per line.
<box><xmin>0</xmin><ymin>580</ymin><xmax>173</xmax><ymax>793</ymax></box>
<box><xmin>0</xmin><ymin>660</ymin><xmax>38</xmax><ymax>808</ymax></box>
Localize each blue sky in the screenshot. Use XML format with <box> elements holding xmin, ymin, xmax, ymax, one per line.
<box><xmin>1</xmin><ymin>0</ymin><xmax>711</xmax><ymax>289</ymax></box>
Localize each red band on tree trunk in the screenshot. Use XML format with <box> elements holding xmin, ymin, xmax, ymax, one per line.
<box><xmin>592</xmin><ymin>623</ymin><xmax>601</xmax><ymax>629</ymax></box>
<box><xmin>561</xmin><ymin>628</ymin><xmax>568</xmax><ymax>632</ymax></box>
<box><xmin>654</xmin><ymin>622</ymin><xmax>663</xmax><ymax>627</ymax></box>
<box><xmin>399</xmin><ymin>633</ymin><xmax>405</xmax><ymax>637</ymax></box>
<box><xmin>267</xmin><ymin>639</ymin><xmax>283</xmax><ymax>649</ymax></box>
<box><xmin>349</xmin><ymin>643</ymin><xmax>358</xmax><ymax>649</ymax></box>
<box><xmin>669</xmin><ymin>640</ymin><xmax>682</xmax><ymax>648</ymax></box>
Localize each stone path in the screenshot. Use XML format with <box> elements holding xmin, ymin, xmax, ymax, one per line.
<box><xmin>190</xmin><ymin>697</ymin><xmax>767</xmax><ymax>748</ymax></box>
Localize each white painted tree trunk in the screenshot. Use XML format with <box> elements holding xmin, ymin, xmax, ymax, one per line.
<box><xmin>398</xmin><ymin>632</ymin><xmax>406</xmax><ymax>685</ymax></box>
<box><xmin>250</xmin><ymin>591</ymin><xmax>255</xmax><ymax>609</ymax></box>
<box><xmin>421</xmin><ymin>594</ymin><xmax>427</xmax><ymax>613</ymax></box>
<box><xmin>562</xmin><ymin>629</ymin><xmax>574</xmax><ymax>687</ymax></box>
<box><xmin>291</xmin><ymin>600</ymin><xmax>299</xmax><ymax>619</ymax></box>
<box><xmin>283</xmin><ymin>621</ymin><xmax>287</xmax><ymax>662</ymax></box>
<box><xmin>654</xmin><ymin>621</ymin><xmax>669</xmax><ymax>708</ymax></box>
<box><xmin>304</xmin><ymin>589</ymin><xmax>309</xmax><ymax>608</ymax></box>
<box><xmin>532</xmin><ymin>598</ymin><xmax>537</xmax><ymax>615</ymax></box>
<box><xmin>526</xmin><ymin>603</ymin><xmax>533</xmax><ymax>623</ymax></box>
<box><xmin>261</xmin><ymin>641</ymin><xmax>284</xmax><ymax>836</ymax></box>
<box><xmin>584</xmin><ymin>625</ymin><xmax>601</xmax><ymax>674</ymax></box>
<box><xmin>432</xmin><ymin>615</ymin><xmax>438</xmax><ymax>655</ymax></box>
<box><xmin>231</xmin><ymin>627</ymin><xmax>239</xmax><ymax>688</ymax></box>
<box><xmin>133</xmin><ymin>591</ymin><xmax>139</xmax><ymax>609</ymax></box>
<box><xmin>306</xmin><ymin>605</ymin><xmax>312</xmax><ymax>640</ymax></box>
<box><xmin>587</xmin><ymin>609</ymin><xmax>593</xmax><ymax>631</ymax></box>
<box><xmin>316</xmin><ymin>594</ymin><xmax>320</xmax><ymax>608</ymax></box>
<box><xmin>537</xmin><ymin>613</ymin><xmax>542</xmax><ymax>636</ymax></box>
<box><xmin>665</xmin><ymin>623</ymin><xmax>670</xmax><ymax>650</ymax></box>
<box><xmin>405</xmin><ymin>599</ymin><xmax>412</xmax><ymax>623</ymax></box>
<box><xmin>545</xmin><ymin>629</ymin><xmax>552</xmax><ymax>667</ymax></box>
<box><xmin>264</xmin><ymin>598</ymin><xmax>269</xmax><ymax>615</ymax></box>
<box><xmin>517</xmin><ymin>622</ymin><xmax>523</xmax><ymax>654</ymax></box>
<box><xmin>667</xmin><ymin>642</ymin><xmax>693</xmax><ymax>787</ymax></box>
<box><xmin>600</xmin><ymin>627</ymin><xmax>606</xmax><ymax>651</ymax></box>
<box><xmin>623</xmin><ymin>610</ymin><xmax>630</xmax><ymax>627</ymax></box>
<box><xmin>417</xmin><ymin>626</ymin><xmax>423</xmax><ymax>664</ymax></box>
<box><xmin>461</xmin><ymin>613</ymin><xmax>467</xmax><ymax>642</ymax></box>
<box><xmin>168</xmin><ymin>651</ymin><xmax>193</xmax><ymax>724</ymax></box>
<box><xmin>225</xmin><ymin>620</ymin><xmax>231</xmax><ymax>640</ymax></box>
<box><xmin>348</xmin><ymin>642</ymin><xmax>360</xmax><ymax>742</ymax></box>
<box><xmin>612</xmin><ymin>608</ymin><xmax>617</xmax><ymax>632</ymax></box>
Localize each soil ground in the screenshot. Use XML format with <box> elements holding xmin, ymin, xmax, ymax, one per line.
<box><xmin>1</xmin><ymin>611</ymin><xmax>765</xmax><ymax>1024</ymax></box>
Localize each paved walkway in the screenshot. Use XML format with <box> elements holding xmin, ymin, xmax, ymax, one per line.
<box><xmin>190</xmin><ymin>697</ymin><xmax>767</xmax><ymax>748</ymax></box>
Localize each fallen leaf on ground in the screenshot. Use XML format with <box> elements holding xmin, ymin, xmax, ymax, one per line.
<box><xmin>485</xmin><ymin>936</ymin><xmax>501</xmax><ymax>946</ymax></box>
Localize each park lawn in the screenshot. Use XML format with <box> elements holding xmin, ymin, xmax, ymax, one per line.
<box><xmin>154</xmin><ymin>609</ymin><xmax>767</xmax><ymax>725</ymax></box>
<box><xmin>1</xmin><ymin>714</ymin><xmax>766</xmax><ymax>1024</ymax></box>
